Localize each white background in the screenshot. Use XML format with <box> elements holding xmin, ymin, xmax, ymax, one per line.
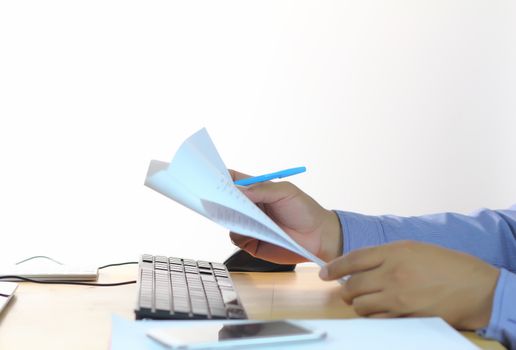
<box><xmin>1</xmin><ymin>1</ymin><xmax>515</xmax><ymax>266</ymax></box>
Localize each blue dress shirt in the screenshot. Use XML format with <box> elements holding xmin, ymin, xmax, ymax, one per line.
<box><xmin>335</xmin><ymin>205</ymin><xmax>516</xmax><ymax>349</ymax></box>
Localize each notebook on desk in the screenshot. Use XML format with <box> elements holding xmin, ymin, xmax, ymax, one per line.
<box><xmin>0</xmin><ymin>257</ymin><xmax>98</xmax><ymax>281</ymax></box>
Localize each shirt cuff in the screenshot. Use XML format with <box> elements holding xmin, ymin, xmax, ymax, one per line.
<box><xmin>334</xmin><ymin>211</ymin><xmax>386</xmax><ymax>254</ymax></box>
<box><xmin>477</xmin><ymin>268</ymin><xmax>516</xmax><ymax>347</ymax></box>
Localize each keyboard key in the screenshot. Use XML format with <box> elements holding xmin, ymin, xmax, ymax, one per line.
<box><xmin>197</xmin><ymin>261</ymin><xmax>211</xmax><ymax>269</ymax></box>
<box><xmin>169</xmin><ymin>265</ymin><xmax>184</xmax><ymax>273</ymax></box>
<box><xmin>211</xmin><ymin>262</ymin><xmax>226</xmax><ymax>270</ymax></box>
<box><xmin>210</xmin><ymin>306</ymin><xmax>228</xmax><ymax>319</ymax></box>
<box><xmin>142</xmin><ymin>254</ymin><xmax>154</xmax><ymax>263</ymax></box>
<box><xmin>182</xmin><ymin>259</ymin><xmax>197</xmax><ymax>266</ymax></box>
<box><xmin>214</xmin><ymin>270</ymin><xmax>229</xmax><ymax>277</ymax></box>
<box><xmin>155</xmin><ymin>262</ymin><xmax>168</xmax><ymax>271</ymax></box>
<box><xmin>201</xmin><ymin>274</ymin><xmax>216</xmax><ymax>282</ymax></box>
<box><xmin>184</xmin><ymin>266</ymin><xmax>199</xmax><ymax>274</ymax></box>
<box><xmin>216</xmin><ymin>277</ymin><xmax>233</xmax><ymax>287</ymax></box>
<box><xmin>169</xmin><ymin>257</ymin><xmax>182</xmax><ymax>264</ymax></box>
<box><xmin>155</xmin><ymin>256</ymin><xmax>169</xmax><ymax>264</ymax></box>
<box><xmin>221</xmin><ymin>290</ymin><xmax>239</xmax><ymax>305</ymax></box>
<box><xmin>192</xmin><ymin>305</ymin><xmax>209</xmax><ymax>317</ymax></box>
<box><xmin>174</xmin><ymin>302</ymin><xmax>191</xmax><ymax>314</ymax></box>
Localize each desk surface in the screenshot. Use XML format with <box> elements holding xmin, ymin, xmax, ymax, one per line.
<box><xmin>0</xmin><ymin>264</ymin><xmax>505</xmax><ymax>350</ymax></box>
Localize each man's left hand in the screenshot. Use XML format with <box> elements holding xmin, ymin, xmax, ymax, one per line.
<box><xmin>319</xmin><ymin>240</ymin><xmax>500</xmax><ymax>330</ymax></box>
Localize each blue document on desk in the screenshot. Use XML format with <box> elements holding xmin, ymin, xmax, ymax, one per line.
<box><xmin>145</xmin><ymin>128</ymin><xmax>323</xmax><ymax>265</ymax></box>
<box><xmin>110</xmin><ymin>316</ymin><xmax>479</xmax><ymax>350</ymax></box>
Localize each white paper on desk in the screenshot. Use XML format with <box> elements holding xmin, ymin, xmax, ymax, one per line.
<box><xmin>145</xmin><ymin>128</ymin><xmax>324</xmax><ymax>266</ymax></box>
<box><xmin>110</xmin><ymin>316</ymin><xmax>480</xmax><ymax>350</ymax></box>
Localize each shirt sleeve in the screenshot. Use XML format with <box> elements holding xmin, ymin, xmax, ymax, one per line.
<box><xmin>476</xmin><ymin>268</ymin><xmax>516</xmax><ymax>349</ymax></box>
<box><xmin>335</xmin><ymin>205</ymin><xmax>516</xmax><ymax>349</ymax></box>
<box><xmin>336</xmin><ymin>205</ymin><xmax>516</xmax><ymax>271</ymax></box>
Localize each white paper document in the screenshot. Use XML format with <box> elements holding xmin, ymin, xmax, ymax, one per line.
<box><xmin>145</xmin><ymin>128</ymin><xmax>324</xmax><ymax>265</ymax></box>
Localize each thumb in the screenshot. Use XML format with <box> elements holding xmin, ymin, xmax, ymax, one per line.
<box><xmin>243</xmin><ymin>181</ymin><xmax>300</xmax><ymax>205</ymax></box>
<box><xmin>228</xmin><ymin>169</ymin><xmax>252</xmax><ymax>181</ymax></box>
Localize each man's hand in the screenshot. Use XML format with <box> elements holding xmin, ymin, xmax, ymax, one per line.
<box><xmin>229</xmin><ymin>170</ymin><xmax>342</xmax><ymax>264</ymax></box>
<box><xmin>319</xmin><ymin>241</ymin><xmax>500</xmax><ymax>330</ymax></box>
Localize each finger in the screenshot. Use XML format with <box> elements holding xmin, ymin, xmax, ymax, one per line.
<box><xmin>340</xmin><ymin>270</ymin><xmax>384</xmax><ymax>304</ymax></box>
<box><xmin>229</xmin><ymin>232</ymin><xmax>256</xmax><ymax>248</ymax></box>
<box><xmin>351</xmin><ymin>292</ymin><xmax>402</xmax><ymax>317</ymax></box>
<box><xmin>228</xmin><ymin>169</ymin><xmax>252</xmax><ymax>181</ymax></box>
<box><xmin>229</xmin><ymin>232</ymin><xmax>307</xmax><ymax>264</ymax></box>
<box><xmin>242</xmin><ymin>181</ymin><xmax>300</xmax><ymax>205</ymax></box>
<box><xmin>253</xmin><ymin>241</ymin><xmax>308</xmax><ymax>264</ymax></box>
<box><xmin>320</xmin><ymin>247</ymin><xmax>385</xmax><ymax>281</ymax></box>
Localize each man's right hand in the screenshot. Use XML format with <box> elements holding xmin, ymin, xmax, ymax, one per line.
<box><xmin>229</xmin><ymin>170</ymin><xmax>343</xmax><ymax>264</ymax></box>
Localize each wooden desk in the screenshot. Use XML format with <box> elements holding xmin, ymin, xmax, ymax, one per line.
<box><xmin>0</xmin><ymin>265</ymin><xmax>505</xmax><ymax>349</ymax></box>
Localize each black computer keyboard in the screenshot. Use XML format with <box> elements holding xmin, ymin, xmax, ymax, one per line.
<box><xmin>135</xmin><ymin>254</ymin><xmax>248</xmax><ymax>320</ymax></box>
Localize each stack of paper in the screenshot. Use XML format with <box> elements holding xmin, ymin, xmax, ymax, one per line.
<box><xmin>145</xmin><ymin>128</ymin><xmax>323</xmax><ymax>265</ymax></box>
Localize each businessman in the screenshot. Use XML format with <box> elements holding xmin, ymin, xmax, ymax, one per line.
<box><xmin>229</xmin><ymin>170</ymin><xmax>516</xmax><ymax>349</ymax></box>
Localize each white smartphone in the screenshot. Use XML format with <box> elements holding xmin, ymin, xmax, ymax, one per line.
<box><xmin>146</xmin><ymin>320</ymin><xmax>326</xmax><ymax>349</ymax></box>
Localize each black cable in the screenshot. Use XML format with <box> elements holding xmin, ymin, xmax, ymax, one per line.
<box><xmin>0</xmin><ymin>275</ymin><xmax>136</xmax><ymax>286</ymax></box>
<box><xmin>98</xmin><ymin>261</ymin><xmax>138</xmax><ymax>269</ymax></box>
<box><xmin>0</xmin><ymin>261</ymin><xmax>140</xmax><ymax>287</ymax></box>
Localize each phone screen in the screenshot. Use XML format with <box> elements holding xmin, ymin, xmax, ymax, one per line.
<box><xmin>147</xmin><ymin>320</ymin><xmax>323</xmax><ymax>349</ymax></box>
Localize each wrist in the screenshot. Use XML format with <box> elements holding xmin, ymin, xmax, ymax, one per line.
<box><xmin>457</xmin><ymin>265</ymin><xmax>500</xmax><ymax>330</ymax></box>
<box><xmin>318</xmin><ymin>210</ymin><xmax>343</xmax><ymax>262</ymax></box>
<box><xmin>469</xmin><ymin>266</ymin><xmax>500</xmax><ymax>329</ymax></box>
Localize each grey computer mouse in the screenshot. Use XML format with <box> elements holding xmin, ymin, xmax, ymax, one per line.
<box><xmin>224</xmin><ymin>249</ymin><xmax>296</xmax><ymax>272</ymax></box>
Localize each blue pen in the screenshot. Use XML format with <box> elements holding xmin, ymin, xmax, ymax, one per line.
<box><xmin>234</xmin><ymin>167</ymin><xmax>307</xmax><ymax>186</ymax></box>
